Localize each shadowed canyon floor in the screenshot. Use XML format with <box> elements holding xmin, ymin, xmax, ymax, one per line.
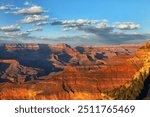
<box><xmin>0</xmin><ymin>42</ymin><xmax>150</xmax><ymax>100</ymax></box>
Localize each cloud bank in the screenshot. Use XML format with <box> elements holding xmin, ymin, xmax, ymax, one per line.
<box><xmin>114</xmin><ymin>22</ymin><xmax>140</xmax><ymax>30</ymax></box>
<box><xmin>50</xmin><ymin>19</ymin><xmax>150</xmax><ymax>45</ymax></box>
<box><xmin>0</xmin><ymin>6</ymin><xmax>10</xmax><ymax>10</ymax></box>
<box><xmin>34</xmin><ymin>21</ymin><xmax>49</xmax><ymax>26</ymax></box>
<box><xmin>0</xmin><ymin>25</ymin><xmax>20</xmax><ymax>32</ymax></box>
<box><xmin>22</xmin><ymin>15</ymin><xmax>49</xmax><ymax>23</ymax></box>
<box><xmin>14</xmin><ymin>6</ymin><xmax>44</xmax><ymax>15</ymax></box>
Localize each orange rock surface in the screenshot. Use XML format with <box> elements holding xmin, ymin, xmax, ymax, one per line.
<box><xmin>0</xmin><ymin>43</ymin><xmax>148</xmax><ymax>100</ymax></box>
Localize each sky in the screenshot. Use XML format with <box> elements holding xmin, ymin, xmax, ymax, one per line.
<box><xmin>0</xmin><ymin>0</ymin><xmax>150</xmax><ymax>46</ymax></box>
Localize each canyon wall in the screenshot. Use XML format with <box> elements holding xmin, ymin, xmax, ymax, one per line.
<box><xmin>0</xmin><ymin>42</ymin><xmax>150</xmax><ymax>100</ymax></box>
<box><xmin>103</xmin><ymin>42</ymin><xmax>150</xmax><ymax>99</ymax></box>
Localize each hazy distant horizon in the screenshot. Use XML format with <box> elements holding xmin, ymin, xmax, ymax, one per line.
<box><xmin>0</xmin><ymin>39</ymin><xmax>146</xmax><ymax>47</ymax></box>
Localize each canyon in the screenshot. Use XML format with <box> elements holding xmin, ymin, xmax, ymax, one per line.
<box><xmin>0</xmin><ymin>42</ymin><xmax>150</xmax><ymax>100</ymax></box>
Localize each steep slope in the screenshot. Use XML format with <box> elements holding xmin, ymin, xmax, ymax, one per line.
<box><xmin>0</xmin><ymin>60</ymin><xmax>39</xmax><ymax>83</ymax></box>
<box><xmin>102</xmin><ymin>41</ymin><xmax>150</xmax><ymax>100</ymax></box>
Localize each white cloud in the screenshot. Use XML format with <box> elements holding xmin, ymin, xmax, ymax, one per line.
<box><xmin>61</xmin><ymin>21</ymin><xmax>112</xmax><ymax>32</ymax></box>
<box><xmin>51</xmin><ymin>19</ymin><xmax>108</xmax><ymax>26</ymax></box>
<box><xmin>0</xmin><ymin>25</ymin><xmax>20</xmax><ymax>32</ymax></box>
<box><xmin>62</xmin><ymin>19</ymin><xmax>107</xmax><ymax>25</ymax></box>
<box><xmin>52</xmin><ymin>19</ymin><xmax>109</xmax><ymax>31</ymax></box>
<box><xmin>0</xmin><ymin>6</ymin><xmax>9</xmax><ymax>10</ymax></box>
<box><xmin>115</xmin><ymin>22</ymin><xmax>140</xmax><ymax>30</ymax></box>
<box><xmin>51</xmin><ymin>20</ymin><xmax>141</xmax><ymax>42</ymax></box>
<box><xmin>34</xmin><ymin>21</ymin><xmax>49</xmax><ymax>26</ymax></box>
<box><xmin>24</xmin><ymin>1</ymin><xmax>30</xmax><ymax>6</ymax></box>
<box><xmin>15</xmin><ymin>5</ymin><xmax>44</xmax><ymax>15</ymax></box>
<box><xmin>95</xmin><ymin>24</ymin><xmax>112</xmax><ymax>29</ymax></box>
<box><xmin>4</xmin><ymin>31</ymin><xmax>29</xmax><ymax>37</ymax></box>
<box><xmin>27</xmin><ymin>27</ymin><xmax>42</xmax><ymax>32</ymax></box>
<box><xmin>22</xmin><ymin>15</ymin><xmax>49</xmax><ymax>23</ymax></box>
<box><xmin>63</xmin><ymin>26</ymin><xmax>78</xmax><ymax>31</ymax></box>
<box><xmin>63</xmin><ymin>19</ymin><xmax>89</xmax><ymax>25</ymax></box>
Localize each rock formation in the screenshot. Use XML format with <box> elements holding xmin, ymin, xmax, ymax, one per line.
<box><xmin>1</xmin><ymin>42</ymin><xmax>150</xmax><ymax>100</ymax></box>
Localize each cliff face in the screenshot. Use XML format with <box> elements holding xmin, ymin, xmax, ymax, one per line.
<box><xmin>0</xmin><ymin>43</ymin><xmax>149</xmax><ymax>100</ymax></box>
<box><xmin>103</xmin><ymin>42</ymin><xmax>150</xmax><ymax>100</ymax></box>
<box><xmin>0</xmin><ymin>60</ymin><xmax>39</xmax><ymax>83</ymax></box>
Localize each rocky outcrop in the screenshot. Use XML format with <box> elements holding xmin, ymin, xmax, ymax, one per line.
<box><xmin>0</xmin><ymin>60</ymin><xmax>39</xmax><ymax>83</ymax></box>
<box><xmin>102</xmin><ymin>41</ymin><xmax>150</xmax><ymax>100</ymax></box>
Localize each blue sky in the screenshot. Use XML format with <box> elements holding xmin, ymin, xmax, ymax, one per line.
<box><xmin>0</xmin><ymin>0</ymin><xmax>150</xmax><ymax>45</ymax></box>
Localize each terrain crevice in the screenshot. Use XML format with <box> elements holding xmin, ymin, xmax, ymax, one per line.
<box><xmin>136</xmin><ymin>75</ymin><xmax>150</xmax><ymax>99</ymax></box>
